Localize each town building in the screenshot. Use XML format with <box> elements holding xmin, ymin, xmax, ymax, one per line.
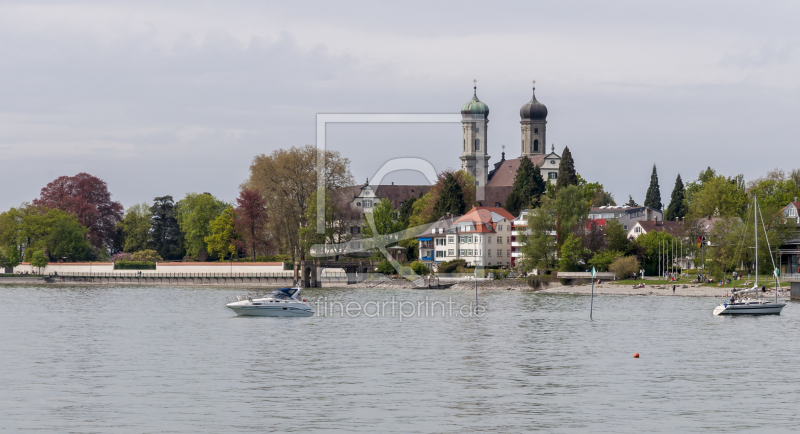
<box><xmin>417</xmin><ymin>206</ymin><xmax>515</xmax><ymax>268</ymax></box>
<box><xmin>347</xmin><ymin>181</ymin><xmax>431</xmax><ymax>212</ymax></box>
<box><xmin>588</xmin><ymin>205</ymin><xmax>664</xmax><ymax>231</ymax></box>
<box><xmin>627</xmin><ymin>220</ymin><xmax>683</xmax><ymax>240</ymax></box>
<box><xmin>782</xmin><ymin>200</ymin><xmax>800</xmax><ymax>224</ymax></box>
<box><xmin>511</xmin><ymin>209</ymin><xmax>535</xmax><ymax>268</ymax></box>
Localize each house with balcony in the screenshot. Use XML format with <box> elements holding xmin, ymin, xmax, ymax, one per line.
<box><xmin>588</xmin><ymin>205</ymin><xmax>664</xmax><ymax>231</ymax></box>
<box><xmin>782</xmin><ymin>200</ymin><xmax>800</xmax><ymax>224</ymax></box>
<box><xmin>417</xmin><ymin>215</ymin><xmax>459</xmax><ymax>266</ymax></box>
<box><xmin>417</xmin><ymin>206</ymin><xmax>515</xmax><ymax>268</ymax></box>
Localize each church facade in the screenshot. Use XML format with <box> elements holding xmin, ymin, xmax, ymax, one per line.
<box><xmin>460</xmin><ymin>82</ymin><xmax>561</xmax><ymax>189</ymax></box>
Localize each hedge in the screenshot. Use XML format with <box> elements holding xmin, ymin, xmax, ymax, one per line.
<box><xmin>114</xmin><ymin>261</ymin><xmax>156</xmax><ymax>270</ymax></box>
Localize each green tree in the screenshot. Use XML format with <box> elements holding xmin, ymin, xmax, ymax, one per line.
<box><xmin>605</xmin><ymin>219</ymin><xmax>630</xmax><ymax>253</ymax></box>
<box><xmin>554</xmin><ymin>184</ymin><xmax>590</xmax><ymax>248</ymax></box>
<box><xmin>3</xmin><ymin>245</ymin><xmax>20</xmax><ymax>272</ymax></box>
<box><xmin>684</xmin><ymin>166</ymin><xmax>717</xmax><ymax>210</ymax></box>
<box><xmin>555</xmin><ymin>146</ymin><xmax>578</xmax><ymax>191</ymax></box>
<box><xmin>362</xmin><ymin>199</ymin><xmax>403</xmax><ymax>240</ymax></box>
<box><xmin>633</xmin><ymin>230</ymin><xmax>677</xmax><ymax>275</ymax></box>
<box><xmin>118</xmin><ymin>203</ymin><xmax>152</xmax><ymax>253</ymax></box>
<box><xmin>558</xmin><ymin>233</ymin><xmax>584</xmax><ymax>272</ymax></box>
<box><xmin>176</xmin><ymin>193</ymin><xmax>228</xmax><ymax>259</ymax></box>
<box><xmin>506</xmin><ymin>157</ymin><xmax>546</xmax><ymax>215</ymax></box>
<box><xmin>44</xmin><ymin>213</ymin><xmax>90</xmax><ymax>261</ymax></box>
<box><xmin>376</xmin><ymin>259</ymin><xmax>395</xmax><ymax>274</ymax></box>
<box><xmin>433</xmin><ymin>173</ymin><xmax>466</xmax><ymax>219</ymax></box>
<box><xmin>205</xmin><ymin>206</ymin><xmax>239</xmax><ymax>260</ymax></box>
<box><xmin>300</xmin><ymin>188</ymin><xmax>359</xmax><ymax>258</ymax></box>
<box><xmin>644</xmin><ymin>164</ymin><xmax>662</xmax><ymax>210</ymax></box>
<box><xmin>521</xmin><ymin>200</ymin><xmax>557</xmax><ymax>271</ymax></box>
<box><xmin>30</xmin><ymin>250</ymin><xmax>48</xmax><ymax>274</ymax></box>
<box><xmin>688</xmin><ymin>175</ymin><xmax>748</xmax><ymax>218</ymax></box>
<box><xmin>588</xmin><ymin>250</ymin><xmax>622</xmax><ymax>272</ymax></box>
<box><xmin>399</xmin><ymin>194</ymin><xmax>418</xmax><ymax>228</ymax></box>
<box><xmin>149</xmin><ymin>196</ymin><xmax>183</xmax><ymax>260</ymax></box>
<box><xmin>625</xmin><ymin>195</ymin><xmax>639</xmax><ymax>207</ymax></box>
<box><xmin>665</xmin><ymin>174</ymin><xmax>687</xmax><ymax>221</ymax></box>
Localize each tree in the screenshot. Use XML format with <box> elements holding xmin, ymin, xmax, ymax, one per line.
<box><xmin>609</xmin><ymin>256</ymin><xmax>640</xmax><ymax>279</ymax></box>
<box><xmin>44</xmin><ymin>212</ymin><xmax>90</xmax><ymax>261</ymax></box>
<box><xmin>521</xmin><ymin>200</ymin><xmax>557</xmax><ymax>271</ymax></box>
<box><xmin>554</xmin><ymin>184</ymin><xmax>590</xmax><ymax>248</ymax></box>
<box><xmin>242</xmin><ymin>145</ymin><xmax>354</xmax><ymax>261</ymax></box>
<box><xmin>433</xmin><ymin>173</ymin><xmax>466</xmax><ymax>218</ymax></box>
<box><xmin>118</xmin><ymin>203</ymin><xmax>152</xmax><ymax>253</ymax></box>
<box><xmin>684</xmin><ymin>167</ymin><xmax>717</xmax><ymax>210</ymax></box>
<box><xmin>149</xmin><ymin>196</ymin><xmax>183</xmax><ymax>260</ymax></box>
<box><xmin>506</xmin><ymin>157</ymin><xmax>547</xmax><ymax>215</ymax></box>
<box><xmin>33</xmin><ymin>173</ymin><xmax>123</xmax><ymax>251</ymax></box>
<box><xmin>555</xmin><ymin>146</ymin><xmax>578</xmax><ymax>191</ymax></box>
<box><xmin>688</xmin><ymin>175</ymin><xmax>748</xmax><ymax>218</ymax></box>
<box><xmin>205</xmin><ymin>206</ymin><xmax>240</xmax><ymax>260</ymax></box>
<box><xmin>644</xmin><ymin>164</ymin><xmax>662</xmax><ymax>210</ymax></box>
<box><xmin>399</xmin><ymin>194</ymin><xmax>418</xmax><ymax>228</ymax></box>
<box><xmin>625</xmin><ymin>195</ymin><xmax>639</xmax><ymax>207</ymax></box>
<box><xmin>3</xmin><ymin>245</ymin><xmax>20</xmax><ymax>272</ymax></box>
<box><xmin>234</xmin><ymin>189</ymin><xmax>269</xmax><ymax>260</ymax></box>
<box><xmin>30</xmin><ymin>250</ymin><xmax>48</xmax><ymax>274</ymax></box>
<box><xmin>665</xmin><ymin>174</ymin><xmax>687</xmax><ymax>221</ymax></box>
<box><xmin>408</xmin><ymin>170</ymin><xmax>476</xmax><ymax>227</ymax></box>
<box><xmin>377</xmin><ymin>260</ymin><xmax>395</xmax><ymax>274</ymax></box>
<box><xmin>589</xmin><ymin>250</ymin><xmax>623</xmax><ymax>272</ymax></box>
<box><xmin>633</xmin><ymin>230</ymin><xmax>678</xmax><ymax>275</ymax></box>
<box><xmin>175</xmin><ymin>193</ymin><xmax>228</xmax><ymax>260</ymax></box>
<box><xmin>300</xmin><ymin>188</ymin><xmax>360</xmax><ymax>258</ymax></box>
<box><xmin>362</xmin><ymin>199</ymin><xmax>403</xmax><ymax>240</ymax></box>
<box><xmin>605</xmin><ymin>219</ymin><xmax>630</xmax><ymax>253</ymax></box>
<box><xmin>558</xmin><ymin>233</ymin><xmax>584</xmax><ymax>272</ymax></box>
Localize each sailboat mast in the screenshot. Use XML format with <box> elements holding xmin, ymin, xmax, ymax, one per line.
<box><xmin>755</xmin><ymin>196</ymin><xmax>758</xmax><ymax>299</ymax></box>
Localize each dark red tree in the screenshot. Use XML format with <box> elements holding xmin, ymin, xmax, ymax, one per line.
<box><xmin>33</xmin><ymin>173</ymin><xmax>124</xmax><ymax>251</ymax></box>
<box><xmin>234</xmin><ymin>189</ymin><xmax>269</xmax><ymax>260</ymax></box>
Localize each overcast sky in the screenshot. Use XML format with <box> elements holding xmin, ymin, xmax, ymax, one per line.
<box><xmin>2</xmin><ymin>1</ymin><xmax>799</xmax><ymax>210</ymax></box>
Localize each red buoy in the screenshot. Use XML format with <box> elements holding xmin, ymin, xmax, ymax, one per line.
<box><xmin>634</xmin><ymin>353</ymin><xmax>640</xmax><ymax>358</ymax></box>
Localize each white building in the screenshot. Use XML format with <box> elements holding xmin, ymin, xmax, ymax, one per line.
<box><xmin>418</xmin><ymin>206</ymin><xmax>515</xmax><ymax>268</ymax></box>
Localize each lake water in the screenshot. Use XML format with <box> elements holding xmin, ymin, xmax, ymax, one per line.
<box><xmin>2</xmin><ymin>285</ymin><xmax>800</xmax><ymax>433</ymax></box>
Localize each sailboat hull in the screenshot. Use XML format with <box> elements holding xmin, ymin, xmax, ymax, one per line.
<box><xmin>713</xmin><ymin>303</ymin><xmax>785</xmax><ymax>315</ymax></box>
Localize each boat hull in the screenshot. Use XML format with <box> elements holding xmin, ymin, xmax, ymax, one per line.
<box><xmin>227</xmin><ymin>304</ymin><xmax>314</xmax><ymax>317</ymax></box>
<box><xmin>713</xmin><ymin>303</ymin><xmax>785</xmax><ymax>315</ymax></box>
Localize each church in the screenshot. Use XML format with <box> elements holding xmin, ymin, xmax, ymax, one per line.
<box><xmin>349</xmin><ymin>83</ymin><xmax>561</xmax><ymax>210</ymax></box>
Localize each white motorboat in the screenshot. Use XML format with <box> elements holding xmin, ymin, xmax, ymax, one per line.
<box><xmin>227</xmin><ymin>287</ymin><xmax>315</xmax><ymax>317</ymax></box>
<box><xmin>713</xmin><ymin>196</ymin><xmax>785</xmax><ymax>316</ymax></box>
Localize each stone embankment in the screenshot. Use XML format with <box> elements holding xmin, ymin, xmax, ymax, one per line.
<box><xmin>351</xmin><ymin>276</ymin><xmax>543</xmax><ymax>291</ymax></box>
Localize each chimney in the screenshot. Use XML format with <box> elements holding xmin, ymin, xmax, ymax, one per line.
<box><xmin>391</xmin><ymin>182</ymin><xmax>394</xmax><ymax>185</ymax></box>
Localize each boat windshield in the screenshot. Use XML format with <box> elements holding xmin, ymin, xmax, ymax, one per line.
<box><xmin>270</xmin><ymin>288</ymin><xmax>298</xmax><ymax>300</ymax></box>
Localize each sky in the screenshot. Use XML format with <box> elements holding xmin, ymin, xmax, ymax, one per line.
<box><xmin>2</xmin><ymin>0</ymin><xmax>800</xmax><ymax>211</ymax></box>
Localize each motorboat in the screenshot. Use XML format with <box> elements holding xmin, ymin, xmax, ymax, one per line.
<box><xmin>226</xmin><ymin>287</ymin><xmax>314</xmax><ymax>317</ymax></box>
<box><xmin>713</xmin><ymin>196</ymin><xmax>785</xmax><ymax>316</ymax></box>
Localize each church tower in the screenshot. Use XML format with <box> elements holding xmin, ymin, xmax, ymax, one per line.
<box><xmin>460</xmin><ymin>81</ymin><xmax>490</xmax><ymax>187</ymax></box>
<box><xmin>519</xmin><ymin>81</ymin><xmax>548</xmax><ymax>157</ymax></box>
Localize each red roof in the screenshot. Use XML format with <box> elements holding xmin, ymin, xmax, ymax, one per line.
<box><xmin>486</xmin><ymin>156</ymin><xmax>547</xmax><ymax>187</ymax></box>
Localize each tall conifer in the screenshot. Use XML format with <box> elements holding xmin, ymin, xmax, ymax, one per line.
<box><xmin>555</xmin><ymin>146</ymin><xmax>578</xmax><ymax>191</ymax></box>
<box><xmin>665</xmin><ymin>174</ymin><xmax>687</xmax><ymax>221</ymax></box>
<box><xmin>433</xmin><ymin>173</ymin><xmax>466</xmax><ymax>218</ymax></box>
<box><xmin>644</xmin><ymin>164</ymin><xmax>663</xmax><ymax>210</ymax></box>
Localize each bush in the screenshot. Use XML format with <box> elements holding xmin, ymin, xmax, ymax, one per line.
<box><xmin>438</xmin><ymin>259</ymin><xmax>466</xmax><ymax>274</ymax></box>
<box><xmin>376</xmin><ymin>260</ymin><xmax>396</xmax><ymax>274</ymax></box>
<box><xmin>131</xmin><ymin>249</ymin><xmax>163</xmax><ymax>263</ymax></box>
<box><xmin>410</xmin><ymin>261</ymin><xmax>430</xmax><ymax>275</ymax></box>
<box><xmin>588</xmin><ymin>250</ymin><xmax>622</xmax><ymax>272</ymax></box>
<box><xmin>110</xmin><ymin>252</ymin><xmax>132</xmax><ymax>262</ymax></box>
<box><xmin>114</xmin><ymin>261</ymin><xmax>156</xmax><ymax>270</ymax></box>
<box><xmin>609</xmin><ymin>256</ymin><xmax>640</xmax><ymax>279</ymax></box>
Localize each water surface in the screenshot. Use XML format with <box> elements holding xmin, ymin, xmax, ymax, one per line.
<box><xmin>2</xmin><ymin>285</ymin><xmax>799</xmax><ymax>433</ymax></box>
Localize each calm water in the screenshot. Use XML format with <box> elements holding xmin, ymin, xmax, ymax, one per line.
<box><xmin>2</xmin><ymin>285</ymin><xmax>800</xmax><ymax>433</ymax></box>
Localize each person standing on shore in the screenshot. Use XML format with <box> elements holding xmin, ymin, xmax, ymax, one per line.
<box><xmin>672</xmin><ymin>285</ymin><xmax>676</xmax><ymax>294</ymax></box>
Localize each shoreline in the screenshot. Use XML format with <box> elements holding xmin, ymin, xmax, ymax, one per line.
<box><xmin>540</xmin><ymin>283</ymin><xmax>789</xmax><ymax>298</ymax></box>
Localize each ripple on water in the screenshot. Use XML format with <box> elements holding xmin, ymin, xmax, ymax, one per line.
<box><xmin>1</xmin><ymin>285</ymin><xmax>799</xmax><ymax>433</ymax></box>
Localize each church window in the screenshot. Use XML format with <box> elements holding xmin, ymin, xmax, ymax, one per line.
<box><xmin>534</xmin><ymin>139</ymin><xmax>539</xmax><ymax>152</ymax></box>
<box><xmin>534</xmin><ymin>128</ymin><xmax>538</xmax><ymax>133</ymax></box>
<box><xmin>474</xmin><ymin>139</ymin><xmax>480</xmax><ymax>151</ymax></box>
<box><xmin>549</xmin><ymin>172</ymin><xmax>557</xmax><ymax>179</ymax></box>
<box><xmin>476</xmin><ymin>127</ymin><xmax>480</xmax><ymax>132</ymax></box>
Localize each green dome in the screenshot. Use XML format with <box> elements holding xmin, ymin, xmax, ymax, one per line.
<box><xmin>461</xmin><ymin>89</ymin><xmax>489</xmax><ymax>116</ymax></box>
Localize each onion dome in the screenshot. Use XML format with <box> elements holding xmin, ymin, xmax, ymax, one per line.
<box><xmin>520</xmin><ymin>82</ymin><xmax>547</xmax><ymax>121</ymax></box>
<box><xmin>461</xmin><ymin>81</ymin><xmax>489</xmax><ymax>116</ymax></box>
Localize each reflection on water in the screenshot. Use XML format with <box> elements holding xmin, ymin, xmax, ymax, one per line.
<box><xmin>1</xmin><ymin>285</ymin><xmax>800</xmax><ymax>432</ymax></box>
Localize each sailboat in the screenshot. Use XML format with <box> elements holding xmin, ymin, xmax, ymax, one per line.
<box><xmin>713</xmin><ymin>196</ymin><xmax>786</xmax><ymax>315</ymax></box>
